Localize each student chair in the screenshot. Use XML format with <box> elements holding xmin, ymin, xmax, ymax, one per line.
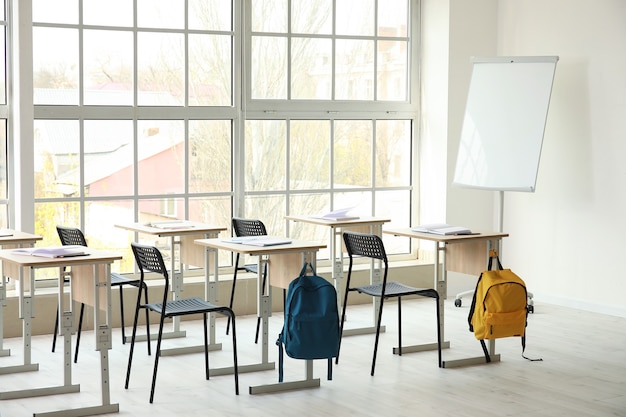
<box><xmin>228</xmin><ymin>217</ymin><xmax>268</xmax><ymax>343</ymax></box>
<box><xmin>53</xmin><ymin>226</ymin><xmax>149</xmax><ymax>363</ymax></box>
<box><xmin>125</xmin><ymin>242</ymin><xmax>239</xmax><ymax>403</ymax></box>
<box><xmin>337</xmin><ymin>231</ymin><xmax>442</xmax><ymax>376</ymax></box>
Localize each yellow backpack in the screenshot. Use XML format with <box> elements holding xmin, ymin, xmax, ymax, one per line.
<box><xmin>468</xmin><ymin>252</ymin><xmax>540</xmax><ymax>362</ymax></box>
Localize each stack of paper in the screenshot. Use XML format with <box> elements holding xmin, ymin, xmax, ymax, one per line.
<box><xmin>411</xmin><ymin>223</ymin><xmax>473</xmax><ymax>235</ymax></box>
<box><xmin>12</xmin><ymin>245</ymin><xmax>87</xmax><ymax>258</ymax></box>
<box><xmin>313</xmin><ymin>207</ymin><xmax>360</xmax><ymax>221</ymax></box>
<box><xmin>149</xmin><ymin>220</ymin><xmax>194</xmax><ymax>230</ymax></box>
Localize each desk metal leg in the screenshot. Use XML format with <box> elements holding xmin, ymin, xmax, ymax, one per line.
<box><xmin>0</xmin><ymin>274</ymin><xmax>9</xmax><ymax>357</ymax></box>
<box><xmin>248</xmin><ymin>252</ymin><xmax>322</xmax><ymax>395</ymax></box>
<box><xmin>0</xmin><ymin>267</ymin><xmax>39</xmax><ymax>379</ymax></box>
<box><xmin>441</xmin><ymin>238</ymin><xmax>502</xmax><ymax>368</ymax></box>
<box><xmin>208</xmin><ymin>249</ymin><xmax>273</xmax><ymax>377</ymax></box>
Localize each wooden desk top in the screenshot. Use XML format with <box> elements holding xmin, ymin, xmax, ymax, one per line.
<box><xmin>285</xmin><ymin>215</ymin><xmax>390</xmax><ymax>227</ymax></box>
<box><xmin>384</xmin><ymin>228</ymin><xmax>509</xmax><ymax>243</ymax></box>
<box><xmin>115</xmin><ymin>221</ymin><xmax>226</xmax><ymax>237</ymax></box>
<box><xmin>0</xmin><ymin>230</ymin><xmax>43</xmax><ymax>246</ymax></box>
<box><xmin>0</xmin><ymin>247</ymin><xmax>122</xmax><ymax>268</ymax></box>
<box><xmin>195</xmin><ymin>238</ymin><xmax>326</xmax><ymax>256</ymax></box>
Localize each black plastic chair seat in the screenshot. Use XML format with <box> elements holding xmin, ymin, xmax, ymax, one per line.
<box><xmin>146</xmin><ymin>297</ymin><xmax>229</xmax><ymax>318</ymax></box>
<box><xmin>357</xmin><ymin>282</ymin><xmax>439</xmax><ymax>299</ymax></box>
<box><xmin>111</xmin><ymin>272</ymin><xmax>142</xmax><ymax>287</ymax></box>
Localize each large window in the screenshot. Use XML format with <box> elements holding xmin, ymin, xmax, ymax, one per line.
<box><xmin>26</xmin><ymin>0</ymin><xmax>417</xmax><ymax>273</ymax></box>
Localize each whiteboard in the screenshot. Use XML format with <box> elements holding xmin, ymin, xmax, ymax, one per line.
<box><xmin>453</xmin><ymin>56</ymin><xmax>558</xmax><ymax>192</ymax></box>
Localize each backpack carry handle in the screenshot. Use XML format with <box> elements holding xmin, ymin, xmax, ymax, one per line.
<box><xmin>299</xmin><ymin>261</ymin><xmax>317</xmax><ymax>277</ymax></box>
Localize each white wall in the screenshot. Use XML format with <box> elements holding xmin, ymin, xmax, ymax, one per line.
<box><xmin>425</xmin><ymin>0</ymin><xmax>626</xmax><ymax>317</ymax></box>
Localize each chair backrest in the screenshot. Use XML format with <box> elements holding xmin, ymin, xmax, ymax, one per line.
<box><xmin>57</xmin><ymin>225</ymin><xmax>88</xmax><ymax>247</ymax></box>
<box><xmin>342</xmin><ymin>231</ymin><xmax>388</xmax><ymax>262</ymax></box>
<box><xmin>131</xmin><ymin>242</ymin><xmax>168</xmax><ymax>277</ymax></box>
<box><xmin>343</xmin><ymin>231</ymin><xmax>389</xmax><ymax>287</ymax></box>
<box><xmin>232</xmin><ymin>217</ymin><xmax>267</xmax><ymax>237</ymax></box>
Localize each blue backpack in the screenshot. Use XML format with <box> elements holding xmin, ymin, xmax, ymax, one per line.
<box><xmin>276</xmin><ymin>262</ymin><xmax>340</xmax><ymax>382</ymax></box>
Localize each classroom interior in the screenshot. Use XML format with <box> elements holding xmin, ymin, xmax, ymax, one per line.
<box><xmin>1</xmin><ymin>1</ymin><xmax>626</xmax><ymax>416</ymax></box>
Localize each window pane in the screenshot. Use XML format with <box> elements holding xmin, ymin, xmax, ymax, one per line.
<box><xmin>84</xmin><ymin>30</ymin><xmax>134</xmax><ymax>105</ymax></box>
<box><xmin>379</xmin><ymin>0</ymin><xmax>409</xmax><ymax>34</ymax></box>
<box><xmin>288</xmin><ymin>193</ymin><xmax>330</xmax><ymax>258</ymax></box>
<box><xmin>336</xmin><ymin>0</ymin><xmax>374</xmax><ymax>36</ymax></box>
<box><xmin>137</xmin><ymin>120</ymin><xmax>185</xmax><ymax>195</ymax></box>
<box><xmin>377</xmin><ymin>40</ymin><xmax>408</xmax><ymax>101</ymax></box>
<box><xmin>291</xmin><ymin>38</ymin><xmax>332</xmax><ymax>100</ymax></box>
<box><xmin>251</xmin><ymin>36</ymin><xmax>287</xmax><ymax>99</ymax></box>
<box><xmin>85</xmin><ymin>120</ymin><xmax>134</xmax><ymax>196</ymax></box>
<box><xmin>33</xmin><ymin>0</ymin><xmax>78</xmax><ymax>24</ymax></box>
<box><xmin>252</xmin><ymin>0</ymin><xmax>287</xmax><ymax>33</ymax></box>
<box><xmin>138</xmin><ymin>198</ymin><xmax>184</xmax><ymax>223</ymax></box>
<box><xmin>34</xmin><ymin>120</ymin><xmax>80</xmax><ymax>198</ymax></box>
<box><xmin>33</xmin><ymin>28</ymin><xmax>79</xmax><ymax>105</ymax></box>
<box><xmin>35</xmin><ymin>201</ymin><xmax>80</xmax><ymax>245</ymax></box>
<box><xmin>377</xmin><ymin>189</ymin><xmax>411</xmax><ymax>253</ymax></box>
<box><xmin>137</xmin><ymin>32</ymin><xmax>185</xmax><ymax>106</ymax></box>
<box><xmin>245</xmin><ymin>120</ymin><xmax>286</xmax><ymax>191</ymax></box>
<box><xmin>137</xmin><ymin>0</ymin><xmax>184</xmax><ymax>29</ymax></box>
<box><xmin>189</xmin><ymin>196</ymin><xmax>231</xmax><ymax>227</ymax></box>
<box><xmin>334</xmin><ymin>120</ymin><xmax>372</xmax><ymax>187</ymax></box>
<box><xmin>334</xmin><ymin>191</ymin><xmax>371</xmax><ymax>216</ymax></box>
<box><xmin>290</xmin><ymin>120</ymin><xmax>330</xmax><ymax>190</ymax></box>
<box><xmin>83</xmin><ymin>0</ymin><xmax>133</xmax><ymax>27</ymax></box>
<box><xmin>189</xmin><ymin>120</ymin><xmax>232</xmax><ymax>193</ymax></box>
<box><xmin>85</xmin><ymin>199</ymin><xmax>135</xmax><ymax>273</ymax></box>
<box><xmin>189</xmin><ymin>34</ymin><xmax>232</xmax><ymax>106</ymax></box>
<box><xmin>244</xmin><ymin>194</ymin><xmax>286</xmax><ymax>234</ymax></box>
<box><xmin>189</xmin><ymin>0</ymin><xmax>232</xmax><ymax>31</ymax></box>
<box><xmin>335</xmin><ymin>39</ymin><xmax>375</xmax><ymax>100</ymax></box>
<box><xmin>375</xmin><ymin>120</ymin><xmax>411</xmax><ymax>186</ymax></box>
<box><xmin>291</xmin><ymin>0</ymin><xmax>332</xmax><ymax>35</ymax></box>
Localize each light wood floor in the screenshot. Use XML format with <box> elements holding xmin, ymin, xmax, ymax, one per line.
<box><xmin>1</xmin><ymin>300</ymin><xmax>625</xmax><ymax>417</ymax></box>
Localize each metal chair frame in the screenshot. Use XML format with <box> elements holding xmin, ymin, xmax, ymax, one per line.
<box><xmin>337</xmin><ymin>231</ymin><xmax>442</xmax><ymax>375</ymax></box>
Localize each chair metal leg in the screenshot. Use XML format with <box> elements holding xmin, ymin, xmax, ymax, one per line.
<box><xmin>397</xmin><ymin>297</ymin><xmax>402</xmax><ymax>356</ymax></box>
<box><xmin>435</xmin><ymin>295</ymin><xmax>442</xmax><ymax>367</ymax></box>
<box><xmin>228</xmin><ymin>310</ymin><xmax>240</xmax><ymax>395</ymax></box>
<box><xmin>336</xmin><ymin>287</ymin><xmax>352</xmax><ymax>364</ymax></box>
<box><xmin>125</xmin><ymin>284</ymin><xmax>147</xmax><ymax>390</ymax></box>
<box><xmin>74</xmin><ymin>303</ymin><xmax>85</xmax><ymax>363</ymax></box>
<box><xmin>254</xmin><ymin>263</ymin><xmax>268</xmax><ymax>344</ymax></box>
<box><xmin>143</xmin><ymin>283</ymin><xmax>151</xmax><ymax>356</ymax></box>
<box><xmin>203</xmin><ymin>313</ymin><xmax>210</xmax><ymax>380</ymax></box>
<box><xmin>149</xmin><ymin>314</ymin><xmax>167</xmax><ymax>403</ymax></box>
<box><xmin>371</xmin><ymin>297</ymin><xmax>385</xmax><ymax>376</ymax></box>
<box><xmin>226</xmin><ymin>254</ymin><xmax>240</xmax><ymax>335</ymax></box>
<box><xmin>118</xmin><ymin>286</ymin><xmax>126</xmax><ymax>344</ymax></box>
<box><xmin>52</xmin><ymin>306</ymin><xmax>59</xmax><ymax>352</ymax></box>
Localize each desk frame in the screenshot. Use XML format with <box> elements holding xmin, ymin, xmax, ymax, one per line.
<box><xmin>115</xmin><ymin>222</ymin><xmax>225</xmax><ymax>354</ymax></box>
<box><xmin>285</xmin><ymin>216</ymin><xmax>390</xmax><ymax>336</ymax></box>
<box><xmin>194</xmin><ymin>238</ymin><xmax>326</xmax><ymax>394</ymax></box>
<box><xmin>0</xmin><ymin>231</ymin><xmax>42</xmax><ymax>369</ymax></box>
<box><xmin>384</xmin><ymin>229</ymin><xmax>509</xmax><ymax>368</ymax></box>
<box><xmin>0</xmin><ymin>248</ymin><xmax>122</xmax><ymax>417</ymax></box>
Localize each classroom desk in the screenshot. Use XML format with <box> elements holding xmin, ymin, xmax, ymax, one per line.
<box><xmin>285</xmin><ymin>216</ymin><xmax>390</xmax><ymax>336</ymax></box>
<box><xmin>194</xmin><ymin>237</ymin><xmax>326</xmax><ymax>394</ymax></box>
<box><xmin>0</xmin><ymin>230</ymin><xmax>42</xmax><ymax>362</ymax></box>
<box><xmin>384</xmin><ymin>228</ymin><xmax>509</xmax><ymax>368</ymax></box>
<box><xmin>114</xmin><ymin>221</ymin><xmax>226</xmax><ymax>352</ymax></box>
<box><xmin>0</xmin><ymin>247</ymin><xmax>122</xmax><ymax>417</ymax></box>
